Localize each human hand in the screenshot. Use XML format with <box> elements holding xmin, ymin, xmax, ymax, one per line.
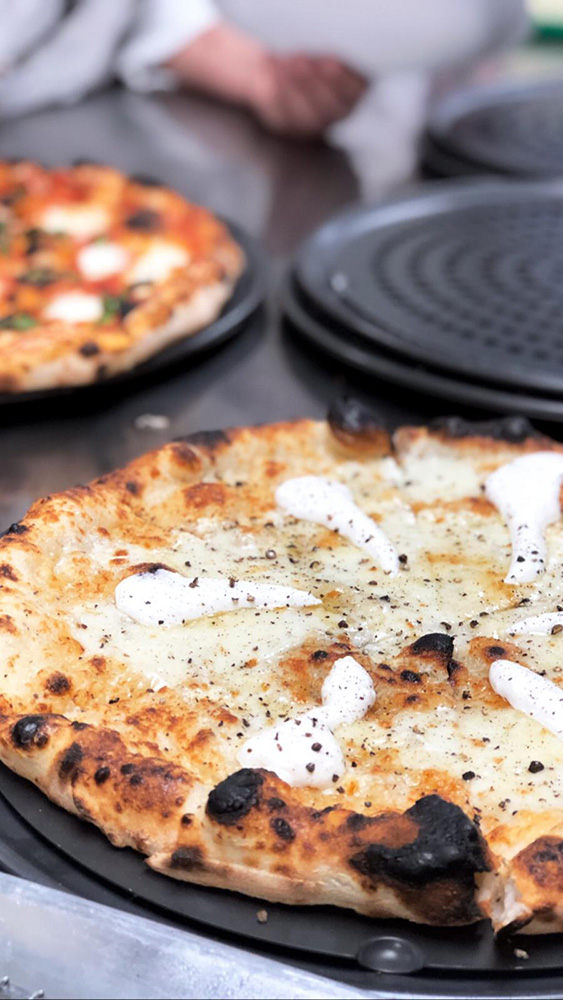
<box><xmin>250</xmin><ymin>53</ymin><xmax>368</xmax><ymax>138</ymax></box>
<box><xmin>169</xmin><ymin>25</ymin><xmax>367</xmax><ymax>139</ymax></box>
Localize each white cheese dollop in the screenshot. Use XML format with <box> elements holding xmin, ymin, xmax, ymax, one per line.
<box><xmin>490</xmin><ymin>658</ymin><xmax>563</xmax><ymax>742</ymax></box>
<box><xmin>509</xmin><ymin>612</ymin><xmax>563</xmax><ymax>636</ymax></box>
<box><xmin>275</xmin><ymin>476</ymin><xmax>399</xmax><ymax>575</ymax></box>
<box><xmin>41</xmin><ymin>205</ymin><xmax>109</xmax><ymax>240</ymax></box>
<box><xmin>44</xmin><ymin>291</ymin><xmax>103</xmax><ymax>323</ymax></box>
<box><xmin>485</xmin><ymin>452</ymin><xmax>563</xmax><ymax>584</ymax></box>
<box><xmin>77</xmin><ymin>241</ymin><xmax>129</xmax><ymax>280</ymax></box>
<box><xmin>114</xmin><ymin>568</ymin><xmax>320</xmax><ymax>626</ymax></box>
<box><xmin>129</xmin><ymin>242</ymin><xmax>189</xmax><ymax>285</ymax></box>
<box><xmin>238</xmin><ymin>655</ymin><xmax>375</xmax><ymax>788</ymax></box>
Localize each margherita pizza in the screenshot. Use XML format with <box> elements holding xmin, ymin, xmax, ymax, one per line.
<box><xmin>0</xmin><ymin>161</ymin><xmax>244</xmax><ymax>391</ymax></box>
<box><xmin>2</xmin><ymin>403</ymin><xmax>563</xmax><ymax>933</ymax></box>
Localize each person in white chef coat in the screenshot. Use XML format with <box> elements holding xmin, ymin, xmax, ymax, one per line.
<box><xmin>0</xmin><ymin>0</ymin><xmax>527</xmax><ymax>135</ymax></box>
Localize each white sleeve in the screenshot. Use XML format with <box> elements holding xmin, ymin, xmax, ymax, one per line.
<box><xmin>116</xmin><ymin>0</ymin><xmax>221</xmax><ymax>93</ymax></box>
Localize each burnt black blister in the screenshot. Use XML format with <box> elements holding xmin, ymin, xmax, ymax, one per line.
<box><xmin>349</xmin><ymin>794</ymin><xmax>488</xmax><ymax>886</ymax></box>
<box><xmin>125</xmin><ymin>209</ymin><xmax>161</xmax><ymax>231</ymax></box>
<box><xmin>410</xmin><ymin>633</ymin><xmax>454</xmax><ymax>658</ymax></box>
<box><xmin>328</xmin><ymin>397</ymin><xmax>383</xmax><ymax>437</ymax></box>
<box><xmin>170</xmin><ymin>846</ymin><xmax>204</xmax><ymax>870</ymax></box>
<box><xmin>58</xmin><ymin>742</ymin><xmax>84</xmax><ymax>780</ymax></box>
<box><xmin>485</xmin><ymin>645</ymin><xmax>506</xmax><ymax>659</ymax></box>
<box><xmin>2</xmin><ymin>522</ymin><xmax>29</xmax><ymax>538</ymax></box>
<box><xmin>129</xmin><ymin>173</ymin><xmax>162</xmax><ymax>188</ymax></box>
<box><xmin>206</xmin><ymin>768</ymin><xmax>264</xmax><ymax>826</ymax></box>
<box><xmin>12</xmin><ymin>715</ymin><xmax>49</xmax><ymax>749</ymax></box>
<box><xmin>270</xmin><ymin>816</ymin><xmax>295</xmax><ymax>842</ymax></box>
<box><xmin>175</xmin><ymin>429</ymin><xmax>230</xmax><ymax>450</ymax></box>
<box><xmin>431</xmin><ymin>415</ymin><xmax>540</xmax><ymax>443</ymax></box>
<box><xmin>79</xmin><ymin>341</ymin><xmax>101</xmax><ymax>357</ymax></box>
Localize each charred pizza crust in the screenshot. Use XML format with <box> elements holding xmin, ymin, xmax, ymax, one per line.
<box><xmin>0</xmin><ymin>407</ymin><xmax>563</xmax><ymax>931</ymax></box>
<box><xmin>0</xmin><ymin>161</ymin><xmax>244</xmax><ymax>391</ymax></box>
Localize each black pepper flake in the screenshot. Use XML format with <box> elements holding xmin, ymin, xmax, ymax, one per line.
<box><xmin>398</xmin><ymin>553</ymin><xmax>408</xmax><ymax>564</ymax></box>
<box><xmin>338</xmin><ymin>620</ymin><xmax>349</xmax><ymax>628</ymax></box>
<box><xmin>306</xmin><ymin>762</ymin><xmax>315</xmax><ymax>773</ymax></box>
<box><xmin>311</xmin><ymin>649</ymin><xmax>328</xmax><ymax>661</ymax></box>
<box><xmin>462</xmin><ymin>770</ymin><xmax>476</xmax><ymax>781</ymax></box>
<box><xmin>528</xmin><ymin>760</ymin><xmax>545</xmax><ymax>773</ymax></box>
<box><xmin>552</xmin><ymin>624</ymin><xmax>563</xmax><ymax>635</ymax></box>
<box><xmin>189</xmin><ymin>577</ymin><xmax>199</xmax><ymax>588</ymax></box>
<box><xmin>311</xmin><ymin>742</ymin><xmax>322</xmax><ymax>752</ymax></box>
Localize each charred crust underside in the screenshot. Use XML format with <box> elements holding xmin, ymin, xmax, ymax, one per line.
<box><xmin>206</xmin><ymin>768</ymin><xmax>264</xmax><ymax>825</ymax></box>
<box><xmin>349</xmin><ymin>794</ymin><xmax>488</xmax><ymax>888</ymax></box>
<box><xmin>430</xmin><ymin>415</ymin><xmax>541</xmax><ymax>443</ymax></box>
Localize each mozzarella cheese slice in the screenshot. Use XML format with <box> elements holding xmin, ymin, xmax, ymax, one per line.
<box><xmin>40</xmin><ymin>205</ymin><xmax>109</xmax><ymax>240</ymax></box>
<box><xmin>490</xmin><ymin>658</ymin><xmax>563</xmax><ymax>742</ymax></box>
<box><xmin>77</xmin><ymin>242</ymin><xmax>128</xmax><ymax>280</ymax></box>
<box><xmin>44</xmin><ymin>291</ymin><xmax>103</xmax><ymax>323</ymax></box>
<box><xmin>129</xmin><ymin>242</ymin><xmax>189</xmax><ymax>285</ymax></box>
<box><xmin>509</xmin><ymin>612</ymin><xmax>563</xmax><ymax>635</ymax></box>
<box><xmin>238</xmin><ymin>656</ymin><xmax>375</xmax><ymax>787</ymax></box>
<box><xmin>115</xmin><ymin>568</ymin><xmax>320</xmax><ymax>626</ymax></box>
<box><xmin>276</xmin><ymin>476</ymin><xmax>399</xmax><ymax>575</ymax></box>
<box><xmin>485</xmin><ymin>452</ymin><xmax>563</xmax><ymax>584</ymax></box>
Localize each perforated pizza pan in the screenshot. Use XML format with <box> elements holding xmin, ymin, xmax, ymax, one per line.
<box><xmin>282</xmin><ymin>274</ymin><xmax>563</xmax><ymax>423</ymax></box>
<box><xmin>0</xmin><ymin>221</ymin><xmax>265</xmax><ymax>411</ymax></box>
<box><xmin>294</xmin><ymin>179</ymin><xmax>563</xmax><ymax>395</ymax></box>
<box><xmin>427</xmin><ymin>78</ymin><xmax>563</xmax><ymax>178</ymax></box>
<box><xmin>420</xmin><ymin>133</ymin><xmax>495</xmax><ymax>180</ymax></box>
<box><xmin>1</xmin><ymin>761</ymin><xmax>563</xmax><ymax>981</ymax></box>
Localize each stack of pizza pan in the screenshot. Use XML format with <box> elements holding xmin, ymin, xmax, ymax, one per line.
<box><xmin>421</xmin><ymin>77</ymin><xmax>563</xmax><ymax>180</ymax></box>
<box><xmin>283</xmin><ymin>177</ymin><xmax>563</xmax><ymax>421</ymax></box>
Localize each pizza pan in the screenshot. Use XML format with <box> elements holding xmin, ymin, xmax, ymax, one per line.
<box><xmin>0</xmin><ymin>221</ymin><xmax>265</xmax><ymax>411</ymax></box>
<box><xmin>293</xmin><ymin>179</ymin><xmax>563</xmax><ymax>396</ymax></box>
<box><xmin>426</xmin><ymin>78</ymin><xmax>563</xmax><ymax>179</ymax></box>
<box><xmin>282</xmin><ymin>273</ymin><xmax>563</xmax><ymax>423</ymax></box>
<box><xmin>420</xmin><ymin>132</ymin><xmax>495</xmax><ymax>180</ymax></box>
<box><xmin>2</xmin><ymin>761</ymin><xmax>563</xmax><ymax>984</ymax></box>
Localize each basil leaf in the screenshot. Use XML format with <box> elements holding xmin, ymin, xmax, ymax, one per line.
<box><xmin>100</xmin><ymin>295</ymin><xmax>122</xmax><ymax>323</ymax></box>
<box><xmin>0</xmin><ymin>312</ymin><xmax>37</xmax><ymax>330</ymax></box>
<box><xmin>0</xmin><ymin>222</ymin><xmax>9</xmax><ymax>255</ymax></box>
<box><xmin>17</xmin><ymin>268</ymin><xmax>60</xmax><ymax>288</ymax></box>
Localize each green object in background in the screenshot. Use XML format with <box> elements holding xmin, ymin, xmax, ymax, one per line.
<box><xmin>529</xmin><ymin>0</ymin><xmax>563</xmax><ymax>38</ymax></box>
